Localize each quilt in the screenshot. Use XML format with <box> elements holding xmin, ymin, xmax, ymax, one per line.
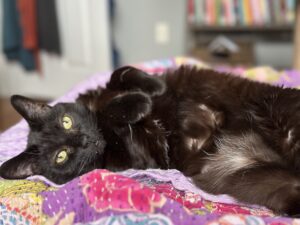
<box><xmin>0</xmin><ymin>57</ymin><xmax>300</xmax><ymax>225</ymax></box>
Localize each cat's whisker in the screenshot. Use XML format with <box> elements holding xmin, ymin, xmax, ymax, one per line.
<box><xmin>78</xmin><ymin>160</ymin><xmax>86</xmax><ymax>175</ymax></box>
<box><xmin>202</xmin><ymin>149</ymin><xmax>214</xmax><ymax>156</ymax></box>
<box><xmin>128</xmin><ymin>124</ymin><xmax>133</xmax><ymax>142</ymax></box>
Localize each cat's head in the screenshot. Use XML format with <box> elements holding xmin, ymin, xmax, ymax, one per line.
<box><xmin>0</xmin><ymin>67</ymin><xmax>167</xmax><ymax>184</ymax></box>
<box><xmin>0</xmin><ymin>88</ymin><xmax>156</xmax><ymax>184</ymax></box>
<box><xmin>0</xmin><ymin>95</ymin><xmax>106</xmax><ymax>184</ymax></box>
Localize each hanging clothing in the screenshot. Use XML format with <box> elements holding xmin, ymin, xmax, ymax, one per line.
<box><xmin>36</xmin><ymin>0</ymin><xmax>61</xmax><ymax>54</ymax></box>
<box><xmin>2</xmin><ymin>0</ymin><xmax>36</xmax><ymax>71</ymax></box>
<box><xmin>17</xmin><ymin>0</ymin><xmax>38</xmax><ymax>50</ymax></box>
<box><xmin>17</xmin><ymin>0</ymin><xmax>40</xmax><ymax>71</ymax></box>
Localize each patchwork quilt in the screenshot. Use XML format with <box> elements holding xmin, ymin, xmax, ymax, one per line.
<box><xmin>0</xmin><ymin>57</ymin><xmax>300</xmax><ymax>225</ymax></box>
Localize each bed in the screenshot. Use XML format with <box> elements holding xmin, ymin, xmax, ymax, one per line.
<box><xmin>0</xmin><ymin>57</ymin><xmax>300</xmax><ymax>225</ymax></box>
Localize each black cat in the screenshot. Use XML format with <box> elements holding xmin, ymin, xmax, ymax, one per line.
<box><xmin>1</xmin><ymin>66</ymin><xmax>300</xmax><ymax>216</ymax></box>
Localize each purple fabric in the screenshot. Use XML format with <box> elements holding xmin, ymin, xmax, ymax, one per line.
<box><xmin>120</xmin><ymin>169</ymin><xmax>239</xmax><ymax>205</ymax></box>
<box><xmin>41</xmin><ymin>175</ymin><xmax>204</xmax><ymax>224</ymax></box>
<box><xmin>277</xmin><ymin>70</ymin><xmax>300</xmax><ymax>87</ymax></box>
<box><xmin>39</xmin><ymin>169</ymin><xmax>293</xmax><ymax>224</ymax></box>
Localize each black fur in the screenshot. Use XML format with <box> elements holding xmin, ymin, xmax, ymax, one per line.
<box><xmin>2</xmin><ymin>66</ymin><xmax>300</xmax><ymax>216</ymax></box>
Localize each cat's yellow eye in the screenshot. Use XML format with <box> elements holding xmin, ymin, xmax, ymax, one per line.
<box><xmin>62</xmin><ymin>115</ymin><xmax>73</xmax><ymax>130</ymax></box>
<box><xmin>56</xmin><ymin>150</ymin><xmax>68</xmax><ymax>164</ymax></box>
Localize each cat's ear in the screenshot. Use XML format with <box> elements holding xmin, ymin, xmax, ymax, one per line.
<box><xmin>0</xmin><ymin>151</ymin><xmax>37</xmax><ymax>179</ymax></box>
<box><xmin>11</xmin><ymin>95</ymin><xmax>51</xmax><ymax>124</ymax></box>
<box><xmin>103</xmin><ymin>92</ymin><xmax>152</xmax><ymax>124</ymax></box>
<box><xmin>106</xmin><ymin>66</ymin><xmax>166</xmax><ymax>97</ymax></box>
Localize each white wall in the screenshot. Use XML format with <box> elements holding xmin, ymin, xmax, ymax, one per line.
<box><xmin>113</xmin><ymin>0</ymin><xmax>187</xmax><ymax>65</ymax></box>
<box><xmin>0</xmin><ymin>0</ymin><xmax>112</xmax><ymax>99</ymax></box>
<box><xmin>254</xmin><ymin>42</ymin><xmax>293</xmax><ymax>69</ymax></box>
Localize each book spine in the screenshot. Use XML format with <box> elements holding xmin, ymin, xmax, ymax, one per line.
<box><xmin>243</xmin><ymin>0</ymin><xmax>250</xmax><ymax>25</ymax></box>
<box><xmin>206</xmin><ymin>0</ymin><xmax>213</xmax><ymax>25</ymax></box>
<box><xmin>204</xmin><ymin>0</ymin><xmax>209</xmax><ymax>25</ymax></box>
<box><xmin>280</xmin><ymin>0</ymin><xmax>287</xmax><ymax>24</ymax></box>
<box><xmin>238</xmin><ymin>0</ymin><xmax>245</xmax><ymax>25</ymax></box>
<box><xmin>251</xmin><ymin>0</ymin><xmax>262</xmax><ymax>25</ymax></box>
<box><xmin>224</xmin><ymin>0</ymin><xmax>232</xmax><ymax>25</ymax></box>
<box><xmin>247</xmin><ymin>0</ymin><xmax>254</xmax><ymax>25</ymax></box>
<box><xmin>195</xmin><ymin>0</ymin><xmax>204</xmax><ymax>25</ymax></box>
<box><xmin>264</xmin><ymin>0</ymin><xmax>271</xmax><ymax>24</ymax></box>
<box><xmin>273</xmin><ymin>0</ymin><xmax>282</xmax><ymax>25</ymax></box>
<box><xmin>188</xmin><ymin>0</ymin><xmax>195</xmax><ymax>23</ymax></box>
<box><xmin>211</xmin><ymin>0</ymin><xmax>217</xmax><ymax>25</ymax></box>
<box><xmin>286</xmin><ymin>0</ymin><xmax>295</xmax><ymax>24</ymax></box>
<box><xmin>269</xmin><ymin>0</ymin><xmax>276</xmax><ymax>25</ymax></box>
<box><xmin>218</xmin><ymin>0</ymin><xmax>226</xmax><ymax>25</ymax></box>
<box><xmin>228</xmin><ymin>0</ymin><xmax>237</xmax><ymax>25</ymax></box>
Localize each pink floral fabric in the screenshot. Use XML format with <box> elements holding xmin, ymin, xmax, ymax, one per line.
<box><xmin>80</xmin><ymin>170</ymin><xmax>166</xmax><ymax>213</ymax></box>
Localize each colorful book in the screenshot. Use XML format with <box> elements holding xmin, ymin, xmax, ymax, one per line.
<box><xmin>187</xmin><ymin>0</ymin><xmax>295</xmax><ymax>26</ymax></box>
<box><xmin>242</xmin><ymin>0</ymin><xmax>249</xmax><ymax>25</ymax></box>
<box><xmin>216</xmin><ymin>0</ymin><xmax>225</xmax><ymax>25</ymax></box>
<box><xmin>228</xmin><ymin>0</ymin><xmax>237</xmax><ymax>25</ymax></box>
<box><xmin>195</xmin><ymin>0</ymin><xmax>204</xmax><ymax>25</ymax></box>
<box><xmin>223</xmin><ymin>0</ymin><xmax>232</xmax><ymax>25</ymax></box>
<box><xmin>251</xmin><ymin>0</ymin><xmax>262</xmax><ymax>25</ymax></box>
<box><xmin>188</xmin><ymin>0</ymin><xmax>195</xmax><ymax>23</ymax></box>
<box><xmin>260</xmin><ymin>0</ymin><xmax>271</xmax><ymax>25</ymax></box>
<box><xmin>205</xmin><ymin>0</ymin><xmax>212</xmax><ymax>25</ymax></box>
<box><xmin>273</xmin><ymin>0</ymin><xmax>283</xmax><ymax>24</ymax></box>
<box><xmin>286</xmin><ymin>0</ymin><xmax>295</xmax><ymax>24</ymax></box>
<box><xmin>212</xmin><ymin>0</ymin><xmax>217</xmax><ymax>25</ymax></box>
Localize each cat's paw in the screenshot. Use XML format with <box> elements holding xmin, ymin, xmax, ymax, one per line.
<box><xmin>76</xmin><ymin>88</ymin><xmax>103</xmax><ymax>111</ymax></box>
<box><xmin>77</xmin><ymin>88</ymin><xmax>103</xmax><ymax>102</ymax></box>
<box><xmin>139</xmin><ymin>75</ymin><xmax>166</xmax><ymax>97</ymax></box>
<box><xmin>282</xmin><ymin>190</ymin><xmax>300</xmax><ymax>217</ymax></box>
<box><xmin>104</xmin><ymin>92</ymin><xmax>152</xmax><ymax>124</ymax></box>
<box><xmin>107</xmin><ymin>66</ymin><xmax>166</xmax><ymax>97</ymax></box>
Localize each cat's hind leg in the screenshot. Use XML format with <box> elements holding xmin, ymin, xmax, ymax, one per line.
<box><xmin>190</xmin><ymin>132</ymin><xmax>300</xmax><ymax>216</ymax></box>
<box><xmin>179</xmin><ymin>101</ymin><xmax>223</xmax><ymax>152</ymax></box>
<box><xmin>193</xmin><ymin>164</ymin><xmax>300</xmax><ymax>216</ymax></box>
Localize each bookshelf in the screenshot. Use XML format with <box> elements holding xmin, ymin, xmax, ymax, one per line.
<box><xmin>188</xmin><ymin>0</ymin><xmax>296</xmax><ymax>68</ymax></box>
<box><xmin>188</xmin><ymin>0</ymin><xmax>296</xmax><ymax>28</ymax></box>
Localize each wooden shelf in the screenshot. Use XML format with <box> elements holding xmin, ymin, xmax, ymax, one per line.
<box><xmin>189</xmin><ymin>24</ymin><xmax>294</xmax><ymax>42</ymax></box>
<box><xmin>190</xmin><ymin>25</ymin><xmax>294</xmax><ymax>33</ymax></box>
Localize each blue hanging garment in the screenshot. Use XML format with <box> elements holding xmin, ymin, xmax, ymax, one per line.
<box><xmin>2</xmin><ymin>0</ymin><xmax>36</xmax><ymax>71</ymax></box>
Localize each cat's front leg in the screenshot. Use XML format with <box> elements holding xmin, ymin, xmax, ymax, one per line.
<box><xmin>102</xmin><ymin>92</ymin><xmax>152</xmax><ymax>124</ymax></box>
<box><xmin>106</xmin><ymin>66</ymin><xmax>166</xmax><ymax>97</ymax></box>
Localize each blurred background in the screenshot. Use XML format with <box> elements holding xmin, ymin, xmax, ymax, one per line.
<box><xmin>0</xmin><ymin>0</ymin><xmax>299</xmax><ymax>131</ymax></box>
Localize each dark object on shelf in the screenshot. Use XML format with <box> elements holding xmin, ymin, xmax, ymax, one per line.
<box><xmin>208</xmin><ymin>36</ymin><xmax>239</xmax><ymax>58</ymax></box>
<box><xmin>191</xmin><ymin>39</ymin><xmax>254</xmax><ymax>66</ymax></box>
